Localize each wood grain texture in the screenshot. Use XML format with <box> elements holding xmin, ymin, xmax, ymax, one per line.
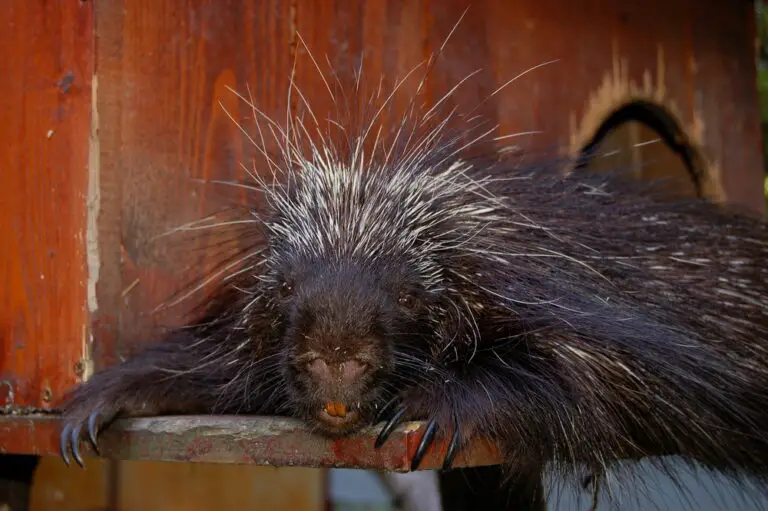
<box><xmin>691</xmin><ymin>0</ymin><xmax>764</xmax><ymax>210</ymax></box>
<box><xmin>439</xmin><ymin>0</ymin><xmax>763</xmax><ymax>210</ymax></box>
<box><xmin>90</xmin><ymin>0</ymin><xmax>764</xmax><ymax>368</ymax></box>
<box><xmin>93</xmin><ymin>0</ymin><xmax>294</xmax><ymax>367</ymax></box>
<box><xmin>116</xmin><ymin>462</ymin><xmax>323</xmax><ymax>511</ymax></box>
<box><xmin>30</xmin><ymin>453</ymin><xmax>324</xmax><ymax>511</ymax></box>
<box><xmin>0</xmin><ymin>1</ymin><xmax>93</xmax><ymax>408</ymax></box>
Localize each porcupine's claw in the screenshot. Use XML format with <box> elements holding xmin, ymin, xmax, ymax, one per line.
<box><xmin>410</xmin><ymin>419</ymin><xmax>438</xmax><ymax>471</ymax></box>
<box><xmin>59</xmin><ymin>423</ymin><xmax>73</xmax><ymax>467</ymax></box>
<box><xmin>60</xmin><ymin>410</ymin><xmax>105</xmax><ymax>468</ymax></box>
<box><xmin>70</xmin><ymin>422</ymin><xmax>86</xmax><ymax>468</ymax></box>
<box><xmin>376</xmin><ymin>406</ymin><xmax>461</xmax><ymax>471</ymax></box>
<box><xmin>375</xmin><ymin>406</ymin><xmax>406</xmax><ymax>448</ymax></box>
<box><xmin>441</xmin><ymin>424</ymin><xmax>461</xmax><ymax>471</ymax></box>
<box><xmin>87</xmin><ymin>411</ymin><xmax>102</xmax><ymax>455</ymax></box>
<box><xmin>375</xmin><ymin>395</ymin><xmax>400</xmax><ymax>423</ymax></box>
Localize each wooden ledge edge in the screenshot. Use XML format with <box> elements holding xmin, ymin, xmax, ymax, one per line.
<box><xmin>0</xmin><ymin>414</ymin><xmax>502</xmax><ymax>472</ymax></box>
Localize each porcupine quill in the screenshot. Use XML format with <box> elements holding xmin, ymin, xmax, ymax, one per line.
<box><xmin>57</xmin><ymin>15</ymin><xmax>768</xmax><ymax>511</ymax></box>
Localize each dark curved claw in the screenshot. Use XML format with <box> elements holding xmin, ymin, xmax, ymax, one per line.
<box><xmin>410</xmin><ymin>419</ymin><xmax>438</xmax><ymax>471</ymax></box>
<box><xmin>375</xmin><ymin>396</ymin><xmax>400</xmax><ymax>423</ymax></box>
<box><xmin>87</xmin><ymin>411</ymin><xmax>101</xmax><ymax>455</ymax></box>
<box><xmin>70</xmin><ymin>423</ymin><xmax>85</xmax><ymax>468</ymax></box>
<box><xmin>60</xmin><ymin>410</ymin><xmax>106</xmax><ymax>468</ymax></box>
<box><xmin>60</xmin><ymin>423</ymin><xmax>72</xmax><ymax>467</ymax></box>
<box><xmin>375</xmin><ymin>406</ymin><xmax>406</xmax><ymax>449</ymax></box>
<box><xmin>441</xmin><ymin>424</ymin><xmax>461</xmax><ymax>471</ymax></box>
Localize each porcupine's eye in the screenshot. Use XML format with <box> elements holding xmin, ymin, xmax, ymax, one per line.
<box><xmin>278</xmin><ymin>280</ymin><xmax>293</xmax><ymax>299</ymax></box>
<box><xmin>397</xmin><ymin>291</ymin><xmax>417</xmax><ymax>310</ymax></box>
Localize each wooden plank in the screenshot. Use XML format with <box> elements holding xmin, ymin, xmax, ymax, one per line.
<box><xmin>30</xmin><ymin>457</ymin><xmax>110</xmax><ymax>511</ymax></box>
<box><xmin>0</xmin><ymin>1</ymin><xmax>93</xmax><ymax>408</ymax></box>
<box><xmin>30</xmin><ymin>443</ymin><xmax>325</xmax><ymax>511</ymax></box>
<box><xmin>116</xmin><ymin>462</ymin><xmax>323</xmax><ymax>511</ymax></box>
<box><xmin>426</xmin><ymin>0</ymin><xmax>505</xmax><ymax>140</ymax></box>
<box><xmin>689</xmin><ymin>0</ymin><xmax>764</xmax><ymax>212</ymax></box>
<box><xmin>291</xmin><ymin>0</ymin><xmax>430</xmax><ymax>163</ymax></box>
<box><xmin>93</xmin><ymin>0</ymin><xmax>294</xmax><ymax>368</ymax></box>
<box><xmin>0</xmin><ymin>415</ymin><xmax>500</xmax><ymax>472</ymax></box>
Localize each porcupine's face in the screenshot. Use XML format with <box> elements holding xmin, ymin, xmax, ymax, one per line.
<box><xmin>257</xmin><ymin>154</ymin><xmax>491</xmax><ymax>435</ymax></box>
<box><xmin>270</xmin><ymin>255</ymin><xmax>436</xmax><ymax>436</ymax></box>
<box><xmin>255</xmin><ymin>161</ymin><xmax>470</xmax><ymax>435</ymax></box>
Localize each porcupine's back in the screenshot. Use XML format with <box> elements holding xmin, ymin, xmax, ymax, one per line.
<box><xmin>441</xmin><ymin>157</ymin><xmax>768</xmax><ymax>487</ymax></box>
<box><xmin>174</xmin><ymin>91</ymin><xmax>768</xmax><ymax>492</ymax></box>
<box><xmin>251</xmin><ymin>106</ymin><xmax>768</xmax><ymax>484</ymax></box>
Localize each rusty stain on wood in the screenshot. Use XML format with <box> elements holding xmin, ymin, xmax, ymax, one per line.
<box><xmin>0</xmin><ymin>415</ymin><xmax>500</xmax><ymax>472</ymax></box>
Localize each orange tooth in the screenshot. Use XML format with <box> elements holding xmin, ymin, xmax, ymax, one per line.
<box><xmin>324</xmin><ymin>402</ymin><xmax>347</xmax><ymax>418</ymax></box>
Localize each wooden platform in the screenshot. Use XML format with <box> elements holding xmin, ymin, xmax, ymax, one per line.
<box><xmin>0</xmin><ymin>415</ymin><xmax>500</xmax><ymax>472</ymax></box>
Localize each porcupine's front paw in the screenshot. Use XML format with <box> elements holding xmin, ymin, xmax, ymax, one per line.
<box><xmin>373</xmin><ymin>394</ymin><xmax>466</xmax><ymax>472</ymax></box>
<box><xmin>58</xmin><ymin>379</ymin><xmax>133</xmax><ymax>469</ymax></box>
<box><xmin>59</xmin><ymin>397</ymin><xmax>123</xmax><ymax>468</ymax></box>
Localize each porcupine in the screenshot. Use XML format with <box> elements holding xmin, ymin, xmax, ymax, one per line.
<box><xmin>57</xmin><ymin>51</ymin><xmax>768</xmax><ymax>509</ymax></box>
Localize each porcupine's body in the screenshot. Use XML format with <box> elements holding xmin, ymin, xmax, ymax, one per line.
<box><xmin>59</xmin><ymin>70</ymin><xmax>768</xmax><ymax>509</ymax></box>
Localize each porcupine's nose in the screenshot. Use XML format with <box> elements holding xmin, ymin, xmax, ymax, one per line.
<box><xmin>306</xmin><ymin>358</ymin><xmax>368</xmax><ymax>387</ymax></box>
<box><xmin>306</xmin><ymin>357</ymin><xmax>369</xmax><ymax>424</ymax></box>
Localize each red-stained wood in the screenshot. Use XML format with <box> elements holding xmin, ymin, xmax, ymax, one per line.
<box><xmin>0</xmin><ymin>1</ymin><xmax>93</xmax><ymax>409</ymax></box>
<box><xmin>690</xmin><ymin>0</ymin><xmax>764</xmax><ymax>211</ymax></box>
<box><xmin>289</xmin><ymin>1</ymin><xmax>431</xmax><ymax>168</ymax></box>
<box><xmin>93</xmin><ymin>0</ymin><xmax>294</xmax><ymax>367</ymax></box>
<box><xmin>431</xmin><ymin>0</ymin><xmax>763</xmax><ymax>210</ymax></box>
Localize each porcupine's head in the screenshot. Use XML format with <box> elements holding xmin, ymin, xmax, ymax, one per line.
<box><xmin>253</xmin><ymin>143</ymin><xmax>498</xmax><ymax>436</ymax></box>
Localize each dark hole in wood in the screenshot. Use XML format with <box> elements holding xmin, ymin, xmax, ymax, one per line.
<box><xmin>576</xmin><ymin>100</ymin><xmax>702</xmax><ymax>199</ymax></box>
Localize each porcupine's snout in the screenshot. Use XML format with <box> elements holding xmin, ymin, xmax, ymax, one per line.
<box><xmin>290</xmin><ymin>339</ymin><xmax>382</xmax><ymax>434</ymax></box>
<box><xmin>280</xmin><ymin>263</ymin><xmax>396</xmax><ymax>435</ymax></box>
<box><xmin>303</xmin><ymin>354</ymin><xmax>371</xmax><ymax>430</ymax></box>
<box><xmin>306</xmin><ymin>358</ymin><xmax>369</xmax><ymax>389</ymax></box>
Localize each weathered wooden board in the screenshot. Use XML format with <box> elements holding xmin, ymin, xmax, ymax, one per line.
<box><xmin>0</xmin><ymin>0</ymin><xmax>93</xmax><ymax>410</ymax></box>
<box><xmin>92</xmin><ymin>0</ymin><xmax>296</xmax><ymax>371</ymax></box>
<box><xmin>0</xmin><ymin>415</ymin><xmax>500</xmax><ymax>472</ymax></box>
